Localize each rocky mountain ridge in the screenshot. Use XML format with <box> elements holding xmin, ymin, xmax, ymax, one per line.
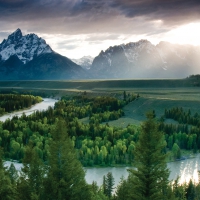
<box><xmin>0</xmin><ymin>28</ymin><xmax>52</xmax><ymax>64</ymax></box>
<box><xmin>90</xmin><ymin>40</ymin><xmax>200</xmax><ymax>78</ymax></box>
<box><xmin>1</xmin><ymin>29</ymin><xmax>200</xmax><ymax>80</ymax></box>
<box><xmin>0</xmin><ymin>29</ymin><xmax>86</xmax><ymax>80</ymax></box>
<box><xmin>72</xmin><ymin>56</ymin><xmax>93</xmax><ymax>70</ymax></box>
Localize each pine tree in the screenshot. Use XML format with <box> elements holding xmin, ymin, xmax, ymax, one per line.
<box><xmin>115</xmin><ymin>176</ymin><xmax>130</xmax><ymax>200</ymax></box>
<box><xmin>8</xmin><ymin>163</ymin><xmax>18</xmax><ymax>184</ymax></box>
<box><xmin>103</xmin><ymin>172</ymin><xmax>115</xmax><ymax>198</ymax></box>
<box><xmin>186</xmin><ymin>180</ymin><xmax>196</xmax><ymax>200</ymax></box>
<box><xmin>90</xmin><ymin>181</ymin><xmax>108</xmax><ymax>200</ymax></box>
<box><xmin>128</xmin><ymin>112</ymin><xmax>170</xmax><ymax>200</ymax></box>
<box><xmin>17</xmin><ymin>144</ymin><xmax>45</xmax><ymax>200</ymax></box>
<box><xmin>0</xmin><ymin>149</ymin><xmax>16</xmax><ymax>200</ymax></box>
<box><xmin>172</xmin><ymin>176</ymin><xmax>186</xmax><ymax>199</ymax></box>
<box><xmin>44</xmin><ymin>119</ymin><xmax>91</xmax><ymax>200</ymax></box>
<box><xmin>123</xmin><ymin>91</ymin><xmax>127</xmax><ymax>101</ymax></box>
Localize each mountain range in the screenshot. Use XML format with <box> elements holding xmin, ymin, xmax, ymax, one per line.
<box><xmin>91</xmin><ymin>40</ymin><xmax>200</xmax><ymax>79</ymax></box>
<box><xmin>72</xmin><ymin>56</ymin><xmax>93</xmax><ymax>70</ymax></box>
<box><xmin>0</xmin><ymin>29</ymin><xmax>200</xmax><ymax>80</ymax></box>
<box><xmin>0</xmin><ymin>29</ymin><xmax>86</xmax><ymax>80</ymax></box>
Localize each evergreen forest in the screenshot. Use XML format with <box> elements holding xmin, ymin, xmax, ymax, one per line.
<box><xmin>0</xmin><ymin>94</ymin><xmax>42</xmax><ymax>115</ymax></box>
<box><xmin>1</xmin><ymin>92</ymin><xmax>200</xmax><ymax>199</ymax></box>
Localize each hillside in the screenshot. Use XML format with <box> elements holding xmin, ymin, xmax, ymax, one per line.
<box><xmin>90</xmin><ymin>40</ymin><xmax>200</xmax><ymax>79</ymax></box>
<box><xmin>0</xmin><ymin>29</ymin><xmax>87</xmax><ymax>80</ymax></box>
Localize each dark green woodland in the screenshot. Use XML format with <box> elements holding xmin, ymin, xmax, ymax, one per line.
<box><xmin>0</xmin><ymin>89</ymin><xmax>200</xmax><ymax>199</ymax></box>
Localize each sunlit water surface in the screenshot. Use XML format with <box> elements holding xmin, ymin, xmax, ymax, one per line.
<box><xmin>0</xmin><ymin>98</ymin><xmax>58</xmax><ymax>122</ymax></box>
<box><xmin>4</xmin><ymin>154</ymin><xmax>200</xmax><ymax>188</ymax></box>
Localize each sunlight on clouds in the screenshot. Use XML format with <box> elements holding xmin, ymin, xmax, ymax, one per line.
<box><xmin>41</xmin><ymin>34</ymin><xmax>88</xmax><ymax>58</ymax></box>
<box><xmin>163</xmin><ymin>22</ymin><xmax>200</xmax><ymax>46</ymax></box>
<box><xmin>41</xmin><ymin>33</ymin><xmax>148</xmax><ymax>59</ymax></box>
<box><xmin>152</xmin><ymin>20</ymin><xmax>163</xmax><ymax>27</ymax></box>
<box><xmin>39</xmin><ymin>22</ymin><xmax>200</xmax><ymax>59</ymax></box>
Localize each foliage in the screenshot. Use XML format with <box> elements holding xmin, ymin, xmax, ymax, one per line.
<box><xmin>103</xmin><ymin>172</ymin><xmax>115</xmax><ymax>198</ymax></box>
<box><xmin>16</xmin><ymin>144</ymin><xmax>45</xmax><ymax>200</ymax></box>
<box><xmin>0</xmin><ymin>149</ymin><xmax>16</xmax><ymax>200</ymax></box>
<box><xmin>0</xmin><ymin>94</ymin><xmax>42</xmax><ymax>115</ymax></box>
<box><xmin>128</xmin><ymin>113</ymin><xmax>170</xmax><ymax>200</ymax></box>
<box><xmin>0</xmin><ymin>95</ymin><xmax>139</xmax><ymax>166</ymax></box>
<box><xmin>115</xmin><ymin>176</ymin><xmax>130</xmax><ymax>200</ymax></box>
<box><xmin>44</xmin><ymin>120</ymin><xmax>91</xmax><ymax>200</ymax></box>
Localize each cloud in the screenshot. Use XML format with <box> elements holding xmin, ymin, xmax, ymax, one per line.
<box><xmin>0</xmin><ymin>31</ymin><xmax>10</xmax><ymax>42</ymax></box>
<box><xmin>0</xmin><ymin>0</ymin><xmax>200</xmax><ymax>58</ymax></box>
<box><xmin>85</xmin><ymin>34</ymin><xmax>121</xmax><ymax>42</ymax></box>
<box><xmin>0</xmin><ymin>0</ymin><xmax>199</xmax><ymax>35</ymax></box>
<box><xmin>59</xmin><ymin>44</ymin><xmax>78</xmax><ymax>50</ymax></box>
<box><xmin>110</xmin><ymin>0</ymin><xmax>200</xmax><ymax>25</ymax></box>
<box><xmin>56</xmin><ymin>41</ymin><xmax>79</xmax><ymax>50</ymax></box>
<box><xmin>0</xmin><ymin>1</ymin><xmax>199</xmax><ymax>21</ymax></box>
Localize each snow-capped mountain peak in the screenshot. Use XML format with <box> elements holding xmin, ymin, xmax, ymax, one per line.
<box><xmin>0</xmin><ymin>28</ymin><xmax>52</xmax><ymax>63</ymax></box>
<box><xmin>90</xmin><ymin>39</ymin><xmax>200</xmax><ymax>79</ymax></box>
<box><xmin>8</xmin><ymin>28</ymin><xmax>22</xmax><ymax>42</ymax></box>
<box><xmin>96</xmin><ymin>40</ymin><xmax>156</xmax><ymax>64</ymax></box>
<box><xmin>72</xmin><ymin>56</ymin><xmax>94</xmax><ymax>70</ymax></box>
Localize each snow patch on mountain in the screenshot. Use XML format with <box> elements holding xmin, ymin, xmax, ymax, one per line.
<box><xmin>72</xmin><ymin>56</ymin><xmax>94</xmax><ymax>70</ymax></box>
<box><xmin>100</xmin><ymin>40</ymin><xmax>157</xmax><ymax>64</ymax></box>
<box><xmin>91</xmin><ymin>39</ymin><xmax>200</xmax><ymax>79</ymax></box>
<box><xmin>0</xmin><ymin>29</ymin><xmax>52</xmax><ymax>64</ymax></box>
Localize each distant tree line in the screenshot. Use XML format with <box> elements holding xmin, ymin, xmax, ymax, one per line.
<box><xmin>188</xmin><ymin>74</ymin><xmax>200</xmax><ymax>86</ymax></box>
<box><xmin>0</xmin><ymin>94</ymin><xmax>42</xmax><ymax>115</ymax></box>
<box><xmin>160</xmin><ymin>107</ymin><xmax>200</xmax><ymax>158</ymax></box>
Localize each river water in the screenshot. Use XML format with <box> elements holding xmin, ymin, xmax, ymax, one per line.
<box><xmin>5</xmin><ymin>154</ymin><xmax>200</xmax><ymax>188</ymax></box>
<box><xmin>85</xmin><ymin>154</ymin><xmax>200</xmax><ymax>188</ymax></box>
<box><xmin>1</xmin><ymin>98</ymin><xmax>200</xmax><ymax>188</ymax></box>
<box><xmin>0</xmin><ymin>98</ymin><xmax>58</xmax><ymax>122</ymax></box>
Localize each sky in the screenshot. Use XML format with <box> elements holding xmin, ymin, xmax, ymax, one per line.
<box><xmin>0</xmin><ymin>0</ymin><xmax>200</xmax><ymax>59</ymax></box>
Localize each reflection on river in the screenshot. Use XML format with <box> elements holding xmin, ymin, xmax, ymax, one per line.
<box><xmin>0</xmin><ymin>98</ymin><xmax>58</xmax><ymax>122</ymax></box>
<box><xmin>85</xmin><ymin>154</ymin><xmax>200</xmax><ymax>188</ymax></box>
<box><xmin>5</xmin><ymin>154</ymin><xmax>200</xmax><ymax>188</ymax></box>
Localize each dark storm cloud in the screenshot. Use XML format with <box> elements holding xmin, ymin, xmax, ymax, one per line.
<box><xmin>110</xmin><ymin>0</ymin><xmax>200</xmax><ymax>24</ymax></box>
<box><xmin>0</xmin><ymin>0</ymin><xmax>200</xmax><ymax>35</ymax></box>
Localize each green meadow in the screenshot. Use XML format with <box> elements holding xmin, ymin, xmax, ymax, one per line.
<box><xmin>1</xmin><ymin>79</ymin><xmax>200</xmax><ymax>126</ymax></box>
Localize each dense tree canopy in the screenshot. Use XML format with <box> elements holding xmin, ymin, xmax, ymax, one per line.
<box><xmin>128</xmin><ymin>113</ymin><xmax>170</xmax><ymax>200</ymax></box>
<box><xmin>0</xmin><ymin>91</ymin><xmax>200</xmax><ymax>199</ymax></box>
<box><xmin>44</xmin><ymin>120</ymin><xmax>91</xmax><ymax>200</ymax></box>
<box><xmin>0</xmin><ymin>94</ymin><xmax>42</xmax><ymax>115</ymax></box>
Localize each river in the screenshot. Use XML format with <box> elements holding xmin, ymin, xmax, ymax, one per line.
<box><xmin>85</xmin><ymin>154</ymin><xmax>200</xmax><ymax>188</ymax></box>
<box><xmin>4</xmin><ymin>154</ymin><xmax>200</xmax><ymax>188</ymax></box>
<box><xmin>1</xmin><ymin>98</ymin><xmax>200</xmax><ymax>188</ymax></box>
<box><xmin>0</xmin><ymin>98</ymin><xmax>58</xmax><ymax>122</ymax></box>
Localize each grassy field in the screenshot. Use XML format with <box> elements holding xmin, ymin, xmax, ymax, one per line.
<box><xmin>78</xmin><ymin>87</ymin><xmax>200</xmax><ymax>127</ymax></box>
<box><xmin>104</xmin><ymin>87</ymin><xmax>200</xmax><ymax>127</ymax></box>
<box><xmin>0</xmin><ymin>78</ymin><xmax>197</xmax><ymax>91</ymax></box>
<box><xmin>1</xmin><ymin>80</ymin><xmax>200</xmax><ymax>127</ymax></box>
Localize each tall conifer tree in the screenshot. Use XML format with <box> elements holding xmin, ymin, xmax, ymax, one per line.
<box><xmin>0</xmin><ymin>149</ymin><xmax>16</xmax><ymax>200</ymax></box>
<box><xmin>17</xmin><ymin>144</ymin><xmax>45</xmax><ymax>200</ymax></box>
<box><xmin>128</xmin><ymin>113</ymin><xmax>170</xmax><ymax>200</ymax></box>
<box><xmin>44</xmin><ymin>120</ymin><xmax>91</xmax><ymax>200</ymax></box>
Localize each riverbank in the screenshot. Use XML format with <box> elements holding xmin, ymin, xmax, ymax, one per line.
<box><xmin>5</xmin><ymin>154</ymin><xmax>200</xmax><ymax>188</ymax></box>
<box><xmin>0</xmin><ymin>98</ymin><xmax>58</xmax><ymax>122</ymax></box>
<box><xmin>0</xmin><ymin>100</ymin><xmax>44</xmax><ymax>117</ymax></box>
